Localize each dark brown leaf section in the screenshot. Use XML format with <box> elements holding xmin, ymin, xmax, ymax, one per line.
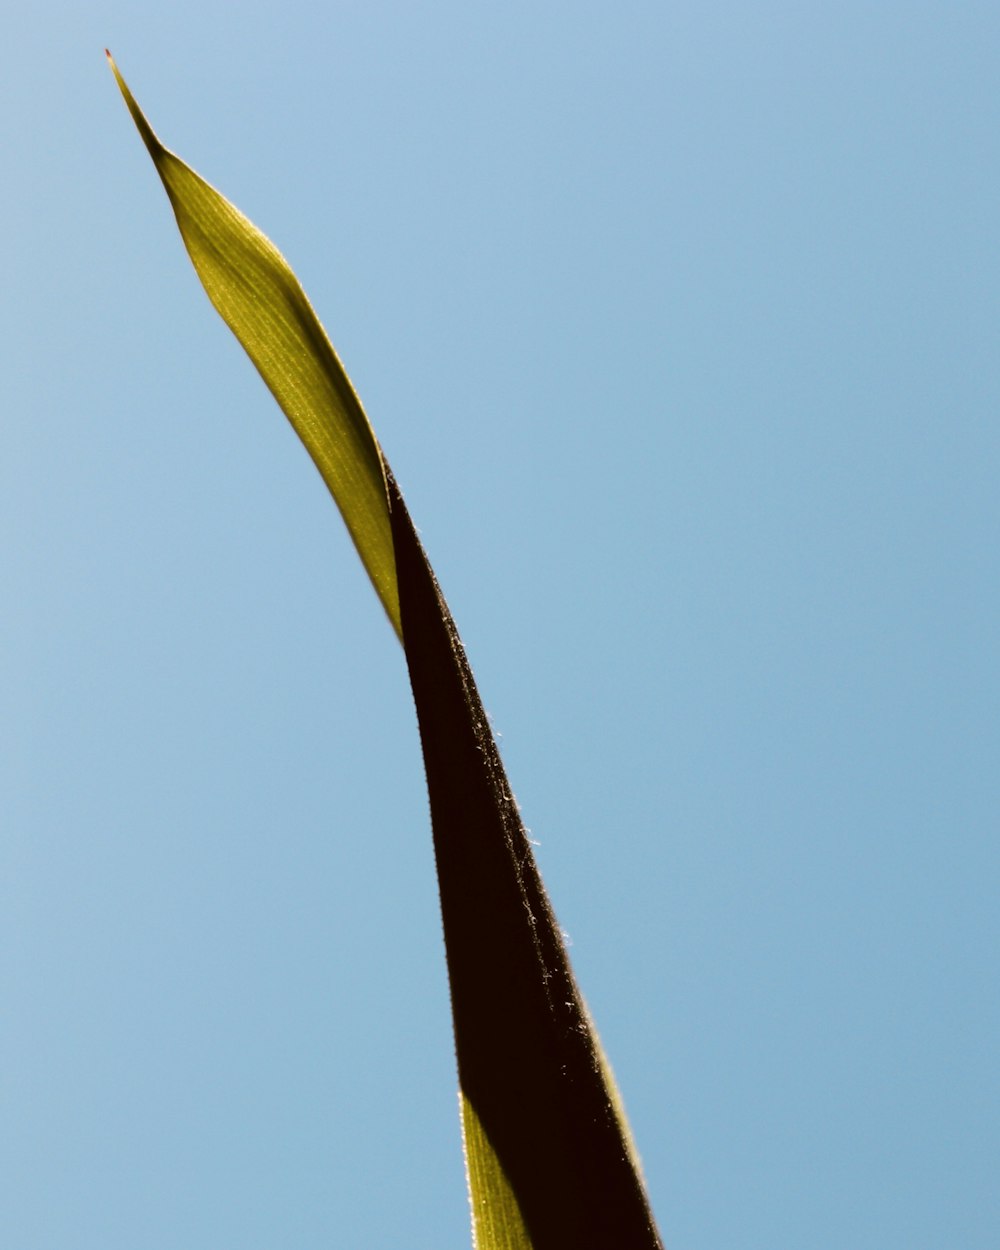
<box><xmin>388</xmin><ymin>471</ymin><xmax>663</xmax><ymax>1250</ymax></box>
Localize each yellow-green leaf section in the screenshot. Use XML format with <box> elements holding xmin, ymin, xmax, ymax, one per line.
<box><xmin>461</xmin><ymin>1094</ymin><xmax>532</xmax><ymax>1250</ymax></box>
<box><xmin>107</xmin><ymin>52</ymin><xmax>400</xmax><ymax>639</ymax></box>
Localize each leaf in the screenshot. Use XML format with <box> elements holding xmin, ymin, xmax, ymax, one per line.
<box><xmin>109</xmin><ymin>53</ymin><xmax>663</xmax><ymax>1250</ymax></box>
<box><xmin>106</xmin><ymin>51</ymin><xmax>400</xmax><ymax>639</ymax></box>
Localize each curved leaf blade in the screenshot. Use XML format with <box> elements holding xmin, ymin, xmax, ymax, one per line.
<box><xmin>107</xmin><ymin>52</ymin><xmax>400</xmax><ymax>638</ymax></box>
<box><xmin>110</xmin><ymin>56</ymin><xmax>663</xmax><ymax>1250</ymax></box>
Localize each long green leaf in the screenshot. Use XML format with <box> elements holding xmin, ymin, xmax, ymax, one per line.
<box><xmin>110</xmin><ymin>53</ymin><xmax>663</xmax><ymax>1250</ymax></box>
<box><xmin>106</xmin><ymin>52</ymin><xmax>400</xmax><ymax>639</ymax></box>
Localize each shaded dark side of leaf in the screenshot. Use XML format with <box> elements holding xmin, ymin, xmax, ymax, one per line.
<box><xmin>388</xmin><ymin>471</ymin><xmax>663</xmax><ymax>1250</ymax></box>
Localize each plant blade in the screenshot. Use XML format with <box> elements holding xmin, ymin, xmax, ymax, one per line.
<box><xmin>110</xmin><ymin>55</ymin><xmax>663</xmax><ymax>1250</ymax></box>
<box><xmin>106</xmin><ymin>51</ymin><xmax>400</xmax><ymax>639</ymax></box>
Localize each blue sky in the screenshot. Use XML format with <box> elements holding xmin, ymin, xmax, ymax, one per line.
<box><xmin>4</xmin><ymin>3</ymin><xmax>998</xmax><ymax>1247</ymax></box>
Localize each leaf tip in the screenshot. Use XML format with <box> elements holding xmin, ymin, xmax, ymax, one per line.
<box><xmin>107</xmin><ymin>53</ymin><xmax>164</xmax><ymax>161</ymax></box>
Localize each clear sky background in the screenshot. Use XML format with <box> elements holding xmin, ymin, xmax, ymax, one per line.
<box><xmin>3</xmin><ymin>3</ymin><xmax>998</xmax><ymax>1248</ymax></box>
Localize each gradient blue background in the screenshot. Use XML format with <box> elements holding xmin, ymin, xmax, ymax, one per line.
<box><xmin>4</xmin><ymin>4</ymin><xmax>998</xmax><ymax>1247</ymax></box>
